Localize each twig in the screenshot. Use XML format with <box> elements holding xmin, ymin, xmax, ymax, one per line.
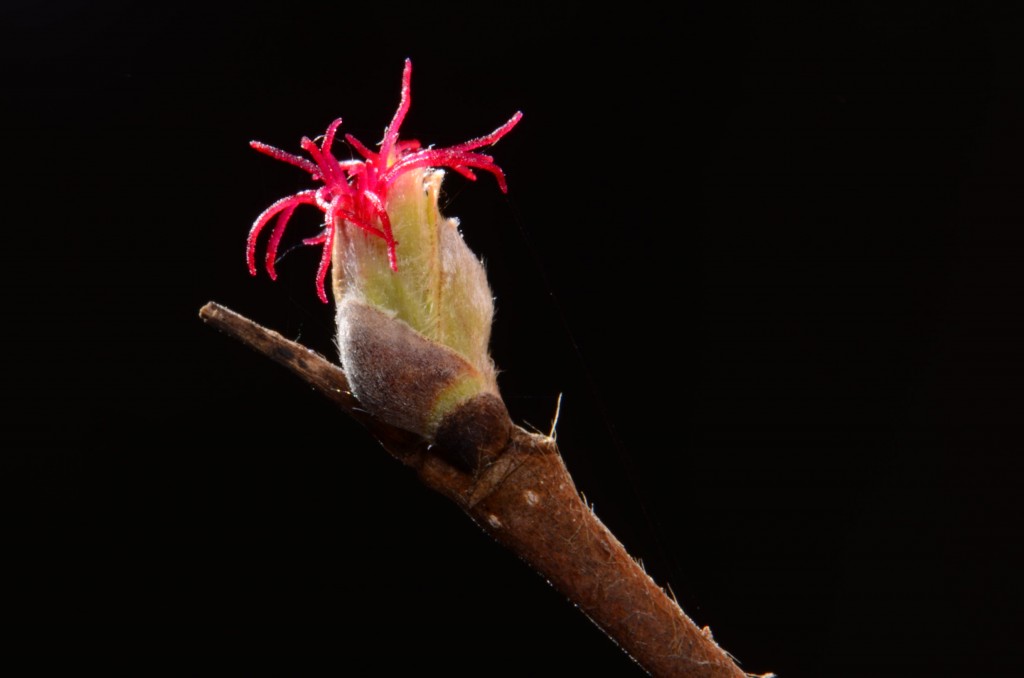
<box><xmin>200</xmin><ymin>301</ymin><xmax>762</xmax><ymax>678</ymax></box>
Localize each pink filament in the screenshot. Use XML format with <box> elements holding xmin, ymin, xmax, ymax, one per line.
<box><xmin>247</xmin><ymin>59</ymin><xmax>522</xmax><ymax>303</ymax></box>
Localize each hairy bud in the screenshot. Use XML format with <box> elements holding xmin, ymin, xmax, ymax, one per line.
<box><xmin>246</xmin><ymin>59</ymin><xmax>519</xmax><ymax>444</ymax></box>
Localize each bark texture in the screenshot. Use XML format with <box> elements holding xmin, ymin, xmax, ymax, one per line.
<box><xmin>200</xmin><ymin>302</ymin><xmax>760</xmax><ymax>678</ymax></box>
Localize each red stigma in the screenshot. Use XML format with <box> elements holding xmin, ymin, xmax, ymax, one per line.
<box><xmin>246</xmin><ymin>59</ymin><xmax>522</xmax><ymax>303</ymax></box>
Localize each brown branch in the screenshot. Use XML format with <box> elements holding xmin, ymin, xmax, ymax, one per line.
<box><xmin>198</xmin><ymin>302</ymin><xmax>423</xmax><ymax>457</ymax></box>
<box><xmin>200</xmin><ymin>301</ymin><xmax>766</xmax><ymax>678</ymax></box>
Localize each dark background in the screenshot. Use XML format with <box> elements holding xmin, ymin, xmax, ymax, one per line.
<box><xmin>3</xmin><ymin>2</ymin><xmax>1022</xmax><ymax>675</ymax></box>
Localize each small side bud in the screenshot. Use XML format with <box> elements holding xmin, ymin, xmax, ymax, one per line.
<box><xmin>432</xmin><ymin>392</ymin><xmax>512</xmax><ymax>471</ymax></box>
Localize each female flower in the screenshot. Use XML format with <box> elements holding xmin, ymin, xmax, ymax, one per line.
<box><xmin>246</xmin><ymin>60</ymin><xmax>521</xmax><ymax>444</ymax></box>
<box><xmin>246</xmin><ymin>59</ymin><xmax>521</xmax><ymax>303</ymax></box>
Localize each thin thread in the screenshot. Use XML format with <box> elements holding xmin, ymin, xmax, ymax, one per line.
<box><xmin>500</xmin><ymin>193</ymin><xmax>685</xmax><ymax>594</ymax></box>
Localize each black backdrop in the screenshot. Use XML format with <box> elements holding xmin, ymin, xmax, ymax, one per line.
<box><xmin>4</xmin><ymin>2</ymin><xmax>1023</xmax><ymax>676</ymax></box>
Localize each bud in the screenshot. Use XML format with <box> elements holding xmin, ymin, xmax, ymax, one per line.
<box><xmin>246</xmin><ymin>59</ymin><xmax>520</xmax><ymax>444</ymax></box>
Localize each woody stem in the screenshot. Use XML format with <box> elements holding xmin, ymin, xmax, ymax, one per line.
<box><xmin>199</xmin><ymin>301</ymin><xmax>763</xmax><ymax>678</ymax></box>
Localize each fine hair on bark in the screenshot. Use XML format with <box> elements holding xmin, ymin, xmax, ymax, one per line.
<box><xmin>200</xmin><ymin>302</ymin><xmax>770</xmax><ymax>678</ymax></box>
